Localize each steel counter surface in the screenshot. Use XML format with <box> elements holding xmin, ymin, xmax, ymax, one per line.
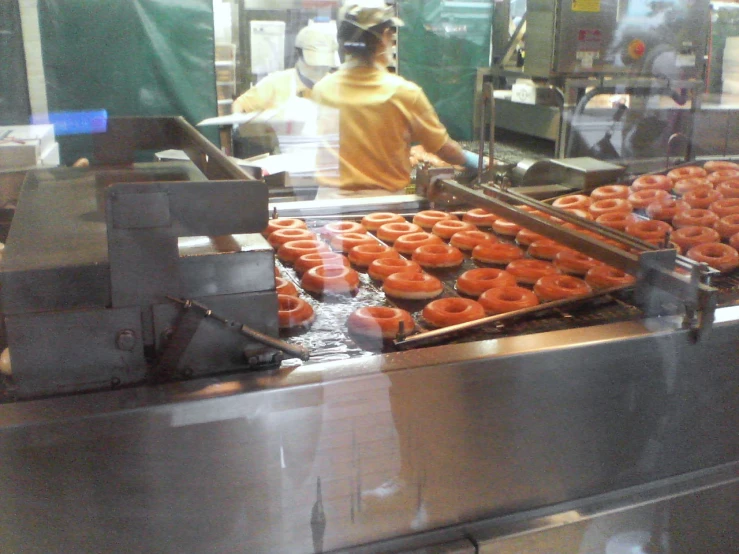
<box><xmin>0</xmin><ymin>311</ymin><xmax>737</xmax><ymax>553</ymax></box>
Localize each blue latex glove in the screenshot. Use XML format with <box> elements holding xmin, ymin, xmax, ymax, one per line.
<box><xmin>462</xmin><ymin>150</ymin><xmax>481</xmax><ymax>170</ymax></box>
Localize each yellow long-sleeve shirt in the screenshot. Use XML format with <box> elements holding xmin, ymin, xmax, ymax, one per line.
<box><xmin>232</xmin><ymin>69</ymin><xmax>311</xmax><ymax>113</ymax></box>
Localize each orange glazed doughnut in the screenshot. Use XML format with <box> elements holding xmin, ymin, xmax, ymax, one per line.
<box><xmin>715</xmin><ymin>214</ymin><xmax>739</xmax><ymax>239</ymax></box>
<box><xmin>671</xmin><ymin>226</ymin><xmax>720</xmax><ymax>251</ymax></box>
<box><xmin>412</xmin><ymin>210</ymin><xmax>456</xmax><ymax>230</ymax></box>
<box><xmin>506</xmin><ymin>259</ymin><xmax>560</xmax><ymax>285</ymax></box>
<box><xmin>631</xmin><ymin>174</ymin><xmax>672</xmax><ymax>191</ymax></box>
<box><xmin>274</xmin><ymin>266</ymin><xmax>281</xmax><ymax>277</ymax></box>
<box><xmin>361</xmin><ymin>212</ymin><xmax>406</xmax><ymax>231</ymax></box>
<box><xmin>383</xmin><ymin>271</ymin><xmax>443</xmax><ymax>300</ymax></box>
<box><xmin>422</xmin><ymin>297</ymin><xmax>485</xmax><ymax>327</ymax></box>
<box><xmin>301</xmin><ymin>265</ymin><xmax>360</xmax><ymax>295</ymax></box>
<box><xmin>321</xmin><ymin>221</ymin><xmax>366</xmax><ymax>238</ymax></box>
<box><xmin>596</xmin><ymin>211</ymin><xmax>638</xmax><ymax>231</ymax></box>
<box><xmin>267</xmin><ymin>228</ymin><xmax>314</xmax><ymax>248</ymax></box>
<box><xmin>472</xmin><ymin>242</ymin><xmax>525</xmax><ymax>265</ymax></box>
<box><xmin>412</xmin><ymin>244</ymin><xmax>464</xmax><ymax>268</ymax></box>
<box><xmin>479</xmin><ymin>286</ymin><xmax>540</xmax><ymax>314</ymax></box>
<box><xmin>687</xmin><ymin>243</ymin><xmax>739</xmax><ymax>273</ymax></box>
<box><xmin>590</xmin><ymin>184</ymin><xmax>630</xmax><ymax>201</ymax></box>
<box><xmin>710</xmin><ymin>198</ymin><xmax>739</xmax><ymax>218</ymax></box>
<box><xmin>704</xmin><ymin>160</ymin><xmax>739</xmax><ymax>173</ymax></box>
<box><xmin>672</xmin><ymin>209</ymin><xmax>719</xmax><ymax>229</ymax></box>
<box><xmin>278</xmin><ymin>239</ymin><xmax>330</xmax><ymax>264</ymax></box>
<box><xmin>265</xmin><ymin>217</ymin><xmax>307</xmax><ymax>236</ymax></box>
<box><xmin>491</xmin><ymin>218</ymin><xmax>522</xmax><ymax>236</ymax></box>
<box><xmin>450</xmin><ymin>229</ymin><xmax>498</xmax><ymax>251</ymax></box>
<box><xmin>716</xmin><ymin>179</ymin><xmax>739</xmax><ymax>199</ymax></box>
<box><xmin>683</xmin><ymin>187</ymin><xmax>722</xmax><ymax>209</ymax></box>
<box><xmin>589</xmin><ymin>198</ymin><xmax>633</xmax><ymax>218</ymax></box>
<box><xmin>457</xmin><ymin>268</ymin><xmax>517</xmax><ymax>297</ymax></box>
<box><xmin>394</xmin><ymin>232</ymin><xmax>444</xmax><ymax>255</ymax></box>
<box><xmin>516</xmin><ymin>227</ymin><xmax>546</xmax><ymax>246</ymax></box>
<box><xmin>666</xmin><ymin>166</ymin><xmax>707</xmax><ymax>181</ymax></box>
<box><xmin>707</xmin><ymin>169</ymin><xmax>739</xmax><ymax>185</ymax></box>
<box><xmin>294</xmin><ymin>252</ymin><xmax>349</xmax><ymax>274</ymax></box>
<box><xmin>563</xmin><ymin>208</ymin><xmax>594</xmax><ymax>220</ymax></box>
<box><xmin>463</xmin><ymin>208</ymin><xmax>498</xmax><ymax>227</ymax></box>
<box><xmin>347</xmin><ymin>306</ymin><xmax>415</xmax><ymax>340</ymax></box>
<box><xmin>585</xmin><ymin>266</ymin><xmax>636</xmax><ymax>289</ymax></box>
<box><xmin>330</xmin><ymin>232</ymin><xmax>376</xmax><ymax>253</ymax></box>
<box><xmin>368</xmin><ymin>257</ymin><xmax>422</xmax><ymax>281</ymax></box>
<box><xmin>527</xmin><ymin>239</ymin><xmax>570</xmax><ymax>261</ymax></box>
<box><xmin>625</xmin><ymin>220</ymin><xmax>673</xmax><ymax>245</ymax></box>
<box><xmin>553</xmin><ymin>194</ymin><xmax>591</xmax><ymax>211</ymax></box>
<box><xmin>554</xmin><ymin>250</ymin><xmax>602</xmax><ymax>276</ymax></box>
<box><xmin>534</xmin><ymin>274</ymin><xmax>592</xmax><ymax>301</ymax></box>
<box><xmin>645</xmin><ymin>198</ymin><xmax>688</xmax><ymax>222</ymax></box>
<box><xmin>730</xmin><ymin>232</ymin><xmax>739</xmax><ymax>250</ymax></box>
<box><xmin>628</xmin><ymin>189</ymin><xmax>671</xmax><ymax>209</ymax></box>
<box><xmin>377</xmin><ymin>221</ymin><xmax>423</xmax><ymax>243</ymax></box>
<box><xmin>673</xmin><ymin>178</ymin><xmax>712</xmax><ymax>196</ymax></box>
<box><xmin>431</xmin><ymin>219</ymin><xmax>476</xmax><ymax>240</ymax></box>
<box><xmin>277</xmin><ymin>294</ymin><xmax>315</xmax><ymax>329</ymax></box>
<box><xmin>275</xmin><ymin>276</ymin><xmax>298</xmax><ymax>297</ymax></box>
<box><xmin>348</xmin><ymin>243</ymin><xmax>399</xmax><ymax>268</ymax></box>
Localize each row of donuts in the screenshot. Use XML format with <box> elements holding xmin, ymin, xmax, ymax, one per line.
<box><xmin>548</xmin><ymin>161</ymin><xmax>739</xmax><ymax>273</ymax></box>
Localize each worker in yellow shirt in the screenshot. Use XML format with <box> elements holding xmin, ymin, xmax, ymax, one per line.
<box><xmin>311</xmin><ymin>1</ymin><xmax>483</xmax><ymax>196</ymax></box>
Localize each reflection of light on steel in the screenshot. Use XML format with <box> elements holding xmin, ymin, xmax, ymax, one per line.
<box><xmin>714</xmin><ymin>305</ymin><xmax>739</xmax><ymax>324</ymax></box>
<box><xmin>178</xmin><ymin>236</ymin><xmax>213</xmax><ymax>249</ymax></box>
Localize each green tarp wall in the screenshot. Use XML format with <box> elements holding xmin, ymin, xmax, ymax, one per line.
<box><xmin>398</xmin><ymin>0</ymin><xmax>493</xmax><ymax>141</ymax></box>
<box><xmin>38</xmin><ymin>0</ymin><xmax>218</xmax><ymax>164</ymax></box>
<box><xmin>0</xmin><ymin>0</ymin><xmax>31</xmax><ymax>125</ymax></box>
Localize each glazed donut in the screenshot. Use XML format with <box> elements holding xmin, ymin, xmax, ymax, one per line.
<box><xmin>631</xmin><ymin>174</ymin><xmax>672</xmax><ymax>191</ymax></box>
<box><xmin>450</xmin><ymin>230</ymin><xmax>498</xmax><ymax>251</ymax></box>
<box><xmin>515</xmin><ymin>228</ymin><xmax>545</xmax><ymax>247</ymax></box>
<box><xmin>553</xmin><ymin>194</ymin><xmax>591</xmax><ymax>211</ymax></box>
<box><xmin>687</xmin><ymin>242</ymin><xmax>739</xmax><ymax>273</ymax></box>
<box><xmin>294</xmin><ymin>252</ymin><xmax>349</xmax><ymax>274</ymax></box>
<box><xmin>277</xmin><ymin>294</ymin><xmax>315</xmax><ymax>329</ymax></box>
<box><xmin>348</xmin><ymin>243</ymin><xmax>399</xmax><ymax>268</ymax></box>
<box><xmin>347</xmin><ymin>306</ymin><xmax>415</xmax><ymax>340</ymax></box>
<box><xmin>275</xmin><ymin>276</ymin><xmax>298</xmax><ymax>297</ymax></box>
<box><xmin>628</xmin><ymin>189</ymin><xmax>671</xmax><ymax>209</ymax></box>
<box><xmin>456</xmin><ymin>268</ymin><xmax>517</xmax><ymax>297</ymax></box>
<box><xmin>472</xmin><ymin>242</ymin><xmax>525</xmax><ymax>266</ymax></box>
<box><xmin>683</xmin><ymin>187</ymin><xmax>722</xmax><ymax>209</ymax></box>
<box><xmin>411</xmin><ymin>244</ymin><xmax>464</xmax><ymax>268</ymax></box>
<box><xmin>595</xmin><ymin>211</ymin><xmax>638</xmax><ymax>231</ymax></box>
<box><xmin>412</xmin><ymin>210</ymin><xmax>457</xmax><ymax>230</ymax></box>
<box><xmin>267</xmin><ymin>228</ymin><xmax>314</xmax><ymax>248</ymax></box>
<box><xmin>585</xmin><ymin>266</ymin><xmax>636</xmax><ymax>289</ymax></box>
<box><xmin>715</xmin><ymin>214</ymin><xmax>739</xmax><ymax>239</ymax></box>
<box><xmin>265</xmin><ymin>217</ymin><xmax>307</xmax><ymax>236</ymax></box>
<box><xmin>463</xmin><ymin>208</ymin><xmax>498</xmax><ymax>227</ymax></box>
<box><xmin>670</xmin><ymin>226</ymin><xmax>721</xmax><ymax>251</ymax></box>
<box><xmin>589</xmin><ymin>198</ymin><xmax>633</xmax><ymax>218</ymax></box>
<box><xmin>590</xmin><ymin>184</ymin><xmax>630</xmax><ymax>201</ymax></box>
<box><xmin>492</xmin><ymin>218</ymin><xmax>522</xmax><ymax>237</ymax></box>
<box><xmin>506</xmin><ymin>259</ymin><xmax>560</xmax><ymax>285</ymax></box>
<box><xmin>563</xmin><ymin>208</ymin><xmax>594</xmax><ymax>220</ymax></box>
<box><xmin>321</xmin><ymin>221</ymin><xmax>366</xmax><ymax>238</ymax></box>
<box><xmin>730</xmin><ymin>232</ymin><xmax>739</xmax><ymax>251</ymax></box>
<box><xmin>554</xmin><ymin>250</ymin><xmax>602</xmax><ymax>276</ymax></box>
<box><xmin>329</xmin><ymin>232</ymin><xmax>376</xmax><ymax>253</ymax></box>
<box><xmin>301</xmin><ymin>265</ymin><xmax>360</xmax><ymax>295</ymax></box>
<box><xmin>527</xmin><ymin>239</ymin><xmax>571</xmax><ymax>261</ymax></box>
<box><xmin>704</xmin><ymin>160</ymin><xmax>739</xmax><ymax>173</ymax></box>
<box><xmin>666</xmin><ymin>166</ymin><xmax>707</xmax><ymax>181</ymax></box>
<box><xmin>645</xmin><ymin>198</ymin><xmax>688</xmax><ymax>222</ymax></box>
<box><xmin>625</xmin><ymin>220</ymin><xmax>673</xmax><ymax>245</ymax></box>
<box><xmin>534</xmin><ymin>274</ymin><xmax>592</xmax><ymax>301</ymax></box>
<box><xmin>710</xmin><ymin>198</ymin><xmax>739</xmax><ymax>218</ymax></box>
<box><xmin>716</xmin><ymin>179</ymin><xmax>739</xmax><ymax>199</ymax></box>
<box><xmin>672</xmin><ymin>209</ymin><xmax>719</xmax><ymax>229</ymax></box>
<box><xmin>422</xmin><ymin>297</ymin><xmax>486</xmax><ymax>328</ymax></box>
<box><xmin>278</xmin><ymin>239</ymin><xmax>330</xmax><ymax>264</ymax></box>
<box><xmin>368</xmin><ymin>257</ymin><xmax>422</xmax><ymax>281</ymax></box>
<box><xmin>394</xmin><ymin>232</ymin><xmax>444</xmax><ymax>255</ymax></box>
<box><xmin>673</xmin><ymin>178</ymin><xmax>712</xmax><ymax>196</ymax></box>
<box><xmin>707</xmin><ymin>169</ymin><xmax>739</xmax><ymax>185</ymax></box>
<box><xmin>377</xmin><ymin>221</ymin><xmax>423</xmax><ymax>243</ymax></box>
<box><xmin>274</xmin><ymin>266</ymin><xmax>281</xmax><ymax>277</ymax></box>
<box><xmin>479</xmin><ymin>286</ymin><xmax>540</xmax><ymax>314</ymax></box>
<box><xmin>431</xmin><ymin>219</ymin><xmax>476</xmax><ymax>240</ymax></box>
<box><xmin>361</xmin><ymin>212</ymin><xmax>406</xmax><ymax>231</ymax></box>
<box><xmin>382</xmin><ymin>271</ymin><xmax>443</xmax><ymax>300</ymax></box>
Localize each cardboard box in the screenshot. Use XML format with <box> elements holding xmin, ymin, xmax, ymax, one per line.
<box><xmin>0</xmin><ymin>125</ymin><xmax>56</xmax><ymax>169</ymax></box>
